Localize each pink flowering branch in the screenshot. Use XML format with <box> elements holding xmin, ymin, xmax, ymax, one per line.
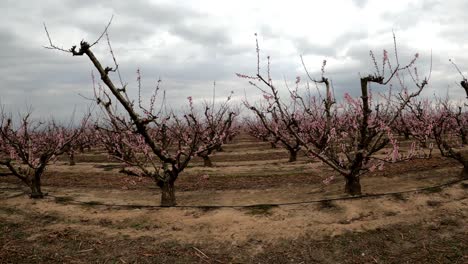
<box><xmin>238</xmin><ymin>33</ymin><xmax>429</xmax><ymax>195</ymax></box>
<box><xmin>0</xmin><ymin>109</ymin><xmax>89</xmax><ymax>198</ymax></box>
<box><xmin>45</xmin><ymin>21</ymin><xmax>238</xmax><ymax>206</ymax></box>
<box><xmin>407</xmin><ymin>96</ymin><xmax>468</xmax><ymax>178</ymax></box>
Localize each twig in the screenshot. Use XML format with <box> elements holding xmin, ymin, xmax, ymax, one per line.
<box><xmin>90</xmin><ymin>15</ymin><xmax>114</xmax><ymax>48</ymax></box>
<box><xmin>77</xmin><ymin>248</ymin><xmax>94</xmax><ymax>253</ymax></box>
<box><xmin>449</xmin><ymin>59</ymin><xmax>466</xmax><ymax>80</ymax></box>
<box><xmin>193</xmin><ymin>246</ymin><xmax>210</xmax><ymax>259</ymax></box>
<box><xmin>43</xmin><ymin>23</ymin><xmax>71</xmax><ymax>53</ymax></box>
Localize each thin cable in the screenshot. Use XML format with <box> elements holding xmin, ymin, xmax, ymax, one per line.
<box><xmin>34</xmin><ymin>178</ymin><xmax>467</xmax><ymax>209</ymax></box>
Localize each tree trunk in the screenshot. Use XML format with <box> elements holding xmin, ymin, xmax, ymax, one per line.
<box><xmin>420</xmin><ymin>141</ymin><xmax>427</xmax><ymax>148</ymax></box>
<box><xmin>160</xmin><ymin>181</ymin><xmax>176</xmax><ymax>207</ymax></box>
<box><xmin>461</xmin><ymin>162</ymin><xmax>468</xmax><ymax>179</ymax></box>
<box><xmin>270</xmin><ymin>142</ymin><xmax>277</xmax><ymax>148</ymax></box>
<box><xmin>288</xmin><ymin>149</ymin><xmax>298</xmax><ymax>162</ymax></box>
<box><xmin>461</xmin><ymin>133</ymin><xmax>467</xmax><ymax>145</ymax></box>
<box><xmin>30</xmin><ymin>175</ymin><xmax>44</xmax><ymax>199</ymax></box>
<box><xmin>68</xmin><ymin>150</ymin><xmax>76</xmax><ymax>166</ymax></box>
<box><xmin>404</xmin><ymin>131</ymin><xmax>410</xmax><ymax>140</ymax></box>
<box><xmin>202</xmin><ymin>156</ymin><xmax>213</xmax><ymax>167</ymax></box>
<box><xmin>344</xmin><ymin>176</ymin><xmax>362</xmax><ymax>196</ymax></box>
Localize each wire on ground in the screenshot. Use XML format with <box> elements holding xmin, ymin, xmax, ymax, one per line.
<box><xmin>25</xmin><ymin>178</ymin><xmax>466</xmax><ymax>209</ymax></box>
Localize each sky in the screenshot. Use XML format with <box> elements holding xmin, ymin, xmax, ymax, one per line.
<box><xmin>0</xmin><ymin>0</ymin><xmax>467</xmax><ymax>120</ymax></box>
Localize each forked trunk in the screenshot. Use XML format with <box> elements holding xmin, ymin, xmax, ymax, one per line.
<box><xmin>344</xmin><ymin>175</ymin><xmax>362</xmax><ymax>196</ymax></box>
<box><xmin>160</xmin><ymin>181</ymin><xmax>176</xmax><ymax>207</ymax></box>
<box><xmin>288</xmin><ymin>149</ymin><xmax>298</xmax><ymax>162</ymax></box>
<box><xmin>30</xmin><ymin>175</ymin><xmax>44</xmax><ymax>199</ymax></box>
<box><xmin>202</xmin><ymin>156</ymin><xmax>213</xmax><ymax>167</ymax></box>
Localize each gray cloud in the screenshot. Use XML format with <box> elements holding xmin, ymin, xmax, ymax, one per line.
<box><xmin>381</xmin><ymin>0</ymin><xmax>441</xmax><ymax>30</ymax></box>
<box><xmin>352</xmin><ymin>0</ymin><xmax>368</xmax><ymax>8</ymax></box>
<box><xmin>0</xmin><ymin>0</ymin><xmax>467</xmax><ymax>121</ymax></box>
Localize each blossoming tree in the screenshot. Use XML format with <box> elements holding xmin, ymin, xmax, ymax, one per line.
<box><xmin>406</xmin><ymin>96</ymin><xmax>467</xmax><ymax>179</ymax></box>
<box><xmin>239</xmin><ymin>34</ymin><xmax>428</xmax><ymax>195</ymax></box>
<box><xmin>195</xmin><ymin>97</ymin><xmax>239</xmax><ymax>167</ymax></box>
<box><xmin>245</xmin><ymin>116</ymin><xmax>281</xmax><ymax>148</ymax></box>
<box><xmin>45</xmin><ymin>22</ymin><xmax>237</xmax><ymax>206</ymax></box>
<box><xmin>0</xmin><ymin>110</ymin><xmax>88</xmax><ymax>198</ymax></box>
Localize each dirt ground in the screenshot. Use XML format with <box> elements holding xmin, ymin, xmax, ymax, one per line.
<box><xmin>1</xmin><ymin>134</ymin><xmax>467</xmax><ymax>263</ymax></box>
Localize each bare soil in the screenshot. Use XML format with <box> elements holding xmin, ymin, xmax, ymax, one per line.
<box><xmin>1</xmin><ymin>134</ymin><xmax>467</xmax><ymax>263</ymax></box>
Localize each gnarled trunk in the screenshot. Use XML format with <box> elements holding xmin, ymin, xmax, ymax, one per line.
<box><xmin>159</xmin><ymin>180</ymin><xmax>176</xmax><ymax>207</ymax></box>
<box><xmin>202</xmin><ymin>156</ymin><xmax>213</xmax><ymax>167</ymax></box>
<box><xmin>29</xmin><ymin>174</ymin><xmax>44</xmax><ymax>199</ymax></box>
<box><xmin>344</xmin><ymin>175</ymin><xmax>361</xmax><ymax>196</ymax></box>
<box><xmin>404</xmin><ymin>131</ymin><xmax>410</xmax><ymax>140</ymax></box>
<box><xmin>288</xmin><ymin>148</ymin><xmax>298</xmax><ymax>162</ymax></box>
<box><xmin>461</xmin><ymin>167</ymin><xmax>468</xmax><ymax>179</ymax></box>
<box><xmin>461</xmin><ymin>133</ymin><xmax>467</xmax><ymax>145</ymax></box>
<box><xmin>455</xmin><ymin>153</ymin><xmax>468</xmax><ymax>179</ymax></box>
<box><xmin>461</xmin><ymin>162</ymin><xmax>468</xmax><ymax>179</ymax></box>
<box><xmin>420</xmin><ymin>141</ymin><xmax>428</xmax><ymax>148</ymax></box>
<box><xmin>68</xmin><ymin>150</ymin><xmax>76</xmax><ymax>166</ymax></box>
<box><xmin>157</xmin><ymin>164</ymin><xmax>178</xmax><ymax>207</ymax></box>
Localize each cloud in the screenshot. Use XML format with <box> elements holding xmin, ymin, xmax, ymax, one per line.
<box><xmin>352</xmin><ymin>0</ymin><xmax>368</xmax><ymax>8</ymax></box>
<box><xmin>0</xmin><ymin>0</ymin><xmax>466</xmax><ymax>121</ymax></box>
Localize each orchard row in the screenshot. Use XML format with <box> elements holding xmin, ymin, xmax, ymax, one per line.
<box><xmin>1</xmin><ymin>25</ymin><xmax>466</xmax><ymax>206</ymax></box>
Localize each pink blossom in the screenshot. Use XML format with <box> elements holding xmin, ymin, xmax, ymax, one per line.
<box><xmin>322</xmin><ymin>175</ymin><xmax>335</xmax><ymax>185</ymax></box>
<box><xmin>383</xmin><ymin>49</ymin><xmax>388</xmax><ymax>61</ymax></box>
<box><xmin>263</xmin><ymin>94</ymin><xmax>273</xmax><ymax>100</ymax></box>
<box><xmin>187</xmin><ymin>96</ymin><xmax>193</xmax><ymax>108</ymax></box>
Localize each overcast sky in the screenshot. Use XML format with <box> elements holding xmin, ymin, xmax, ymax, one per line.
<box><xmin>0</xmin><ymin>0</ymin><xmax>467</xmax><ymax>120</ymax></box>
